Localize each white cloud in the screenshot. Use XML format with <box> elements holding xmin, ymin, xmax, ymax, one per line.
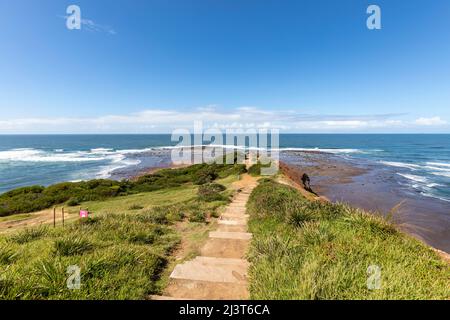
<box><xmin>414</xmin><ymin>116</ymin><xmax>447</xmax><ymax>126</ymax></box>
<box><xmin>0</xmin><ymin>107</ymin><xmax>447</xmax><ymax>133</ymax></box>
<box><xmin>80</xmin><ymin>18</ymin><xmax>116</xmax><ymax>35</ymax></box>
<box><xmin>60</xmin><ymin>15</ymin><xmax>116</xmax><ymax>35</ymax></box>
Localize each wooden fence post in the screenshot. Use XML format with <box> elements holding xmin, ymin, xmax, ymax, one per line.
<box><xmin>53</xmin><ymin>207</ymin><xmax>56</xmax><ymax>228</ymax></box>
<box><xmin>62</xmin><ymin>207</ymin><xmax>65</xmax><ymax>227</ymax></box>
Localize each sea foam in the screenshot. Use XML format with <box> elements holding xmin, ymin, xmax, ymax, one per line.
<box><xmin>380</xmin><ymin>161</ymin><xmax>421</xmax><ymax>170</ymax></box>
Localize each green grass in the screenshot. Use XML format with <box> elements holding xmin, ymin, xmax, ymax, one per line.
<box><xmin>72</xmin><ymin>184</ymin><xmax>198</xmax><ymax>215</ymax></box>
<box><xmin>0</xmin><ymin>212</ymin><xmax>177</xmax><ymax>299</ymax></box>
<box><xmin>247</xmin><ymin>179</ymin><xmax>450</xmax><ymax>300</ymax></box>
<box><xmin>247</xmin><ymin>162</ymin><xmax>268</xmax><ymax>176</ymax></box>
<box><xmin>0</xmin><ymin>194</ymin><xmax>229</xmax><ymax>299</ymax></box>
<box><xmin>0</xmin><ymin>162</ymin><xmax>240</xmax><ymax>299</ymax></box>
<box><xmin>53</xmin><ymin>236</ymin><xmax>94</xmax><ymax>256</ymax></box>
<box><xmin>9</xmin><ymin>227</ymin><xmax>49</xmax><ymax>244</ymax></box>
<box><xmin>0</xmin><ymin>243</ymin><xmax>19</xmax><ymax>265</ymax></box>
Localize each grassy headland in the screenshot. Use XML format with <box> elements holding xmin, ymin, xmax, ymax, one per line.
<box><xmin>1</xmin><ymin>157</ymin><xmax>448</xmax><ymax>300</ymax></box>
<box><xmin>246</xmin><ymin>178</ymin><xmax>450</xmax><ymax>299</ymax></box>
<box><xmin>0</xmin><ymin>161</ymin><xmax>245</xmax><ymax>299</ymax></box>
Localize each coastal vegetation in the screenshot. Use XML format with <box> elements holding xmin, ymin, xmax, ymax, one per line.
<box><xmin>0</xmin><ymin>162</ymin><xmax>240</xmax><ymax>299</ymax></box>
<box><xmin>246</xmin><ymin>179</ymin><xmax>450</xmax><ymax>299</ymax></box>
<box><xmin>1</xmin><ymin>158</ymin><xmax>448</xmax><ymax>300</ymax></box>
<box><xmin>247</xmin><ymin>160</ymin><xmax>272</xmax><ymax>177</ymax></box>
<box><xmin>0</xmin><ymin>161</ymin><xmax>246</xmax><ymax>217</ymax></box>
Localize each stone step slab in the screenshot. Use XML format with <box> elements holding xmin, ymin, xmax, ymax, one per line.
<box><xmin>209</xmin><ymin>231</ymin><xmax>252</xmax><ymax>240</ymax></box>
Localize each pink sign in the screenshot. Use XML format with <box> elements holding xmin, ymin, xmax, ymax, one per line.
<box><xmin>79</xmin><ymin>210</ymin><xmax>89</xmax><ymax>218</ymax></box>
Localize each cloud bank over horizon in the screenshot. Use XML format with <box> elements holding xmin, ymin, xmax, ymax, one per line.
<box><xmin>0</xmin><ymin>106</ymin><xmax>447</xmax><ymax>134</ymax></box>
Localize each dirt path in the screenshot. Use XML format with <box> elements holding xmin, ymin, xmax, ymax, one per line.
<box><xmin>151</xmin><ymin>173</ymin><xmax>258</xmax><ymax>300</ymax></box>
<box><xmin>0</xmin><ymin>207</ymin><xmax>75</xmax><ymax>234</ymax></box>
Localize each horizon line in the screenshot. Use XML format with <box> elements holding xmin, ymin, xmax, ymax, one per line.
<box><xmin>1</xmin><ymin>132</ymin><xmax>450</xmax><ymax>135</ymax></box>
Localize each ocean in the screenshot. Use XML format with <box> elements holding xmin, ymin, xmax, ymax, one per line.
<box><xmin>1</xmin><ymin>134</ymin><xmax>450</xmax><ymax>203</ymax></box>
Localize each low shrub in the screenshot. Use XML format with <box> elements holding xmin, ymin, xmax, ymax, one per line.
<box><xmin>188</xmin><ymin>211</ymin><xmax>206</xmax><ymax>223</ymax></box>
<box><xmin>53</xmin><ymin>236</ymin><xmax>94</xmax><ymax>256</ymax></box>
<box><xmin>248</xmin><ymin>160</ymin><xmax>273</xmax><ymax>177</ymax></box>
<box><xmin>193</xmin><ymin>167</ymin><xmax>218</xmax><ymax>185</ymax></box>
<box><xmin>9</xmin><ymin>227</ymin><xmax>48</xmax><ymax>244</ymax></box>
<box><xmin>67</xmin><ymin>198</ymin><xmax>80</xmax><ymax>206</ymax></box>
<box><xmin>197</xmin><ymin>183</ymin><xmax>226</xmax><ymax>202</ymax></box>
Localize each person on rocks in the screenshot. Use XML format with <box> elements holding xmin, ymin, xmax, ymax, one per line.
<box><xmin>301</xmin><ymin>173</ymin><xmax>312</xmax><ymax>192</ymax></box>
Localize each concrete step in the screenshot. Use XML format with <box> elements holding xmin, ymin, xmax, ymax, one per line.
<box><xmin>234</xmin><ymin>196</ymin><xmax>250</xmax><ymax>199</ymax></box>
<box><xmin>225</xmin><ymin>205</ymin><xmax>247</xmax><ymax>210</ymax></box>
<box><xmin>223</xmin><ymin>208</ymin><xmax>247</xmax><ymax>215</ymax></box>
<box><xmin>232</xmin><ymin>199</ymin><xmax>248</xmax><ymax>203</ymax></box>
<box><xmin>218</xmin><ymin>219</ymin><xmax>247</xmax><ymax>226</ymax></box>
<box><xmin>164</xmin><ymin>279</ymin><xmax>249</xmax><ymax>300</ymax></box>
<box><xmin>201</xmin><ymin>238</ymin><xmax>249</xmax><ymax>259</ymax></box>
<box><xmin>231</xmin><ymin>197</ymin><xmax>248</xmax><ymax>201</ymax></box>
<box><xmin>216</xmin><ymin>224</ymin><xmax>248</xmax><ymax>232</ymax></box>
<box><xmin>221</xmin><ymin>216</ymin><xmax>249</xmax><ymax>222</ymax></box>
<box><xmin>227</xmin><ymin>207</ymin><xmax>246</xmax><ymax>212</ymax></box>
<box><xmin>193</xmin><ymin>256</ymin><xmax>249</xmax><ymax>267</ymax></box>
<box><xmin>170</xmin><ymin>257</ymin><xmax>248</xmax><ymax>283</ymax></box>
<box><xmin>209</xmin><ymin>231</ymin><xmax>252</xmax><ymax>240</ymax></box>
<box><xmin>228</xmin><ymin>204</ymin><xmax>246</xmax><ymax>207</ymax></box>
<box><xmin>220</xmin><ymin>215</ymin><xmax>248</xmax><ymax>222</ymax></box>
<box><xmin>222</xmin><ymin>211</ymin><xmax>248</xmax><ymax>216</ymax></box>
<box><xmin>223</xmin><ymin>209</ymin><xmax>246</xmax><ymax>213</ymax></box>
<box><xmin>229</xmin><ymin>204</ymin><xmax>246</xmax><ymax>208</ymax></box>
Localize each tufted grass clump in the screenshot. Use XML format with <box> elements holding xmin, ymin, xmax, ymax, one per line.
<box><xmin>53</xmin><ymin>236</ymin><xmax>94</xmax><ymax>256</ymax></box>
<box><xmin>9</xmin><ymin>227</ymin><xmax>48</xmax><ymax>244</ymax></box>
<box><xmin>0</xmin><ymin>243</ymin><xmax>19</xmax><ymax>265</ymax></box>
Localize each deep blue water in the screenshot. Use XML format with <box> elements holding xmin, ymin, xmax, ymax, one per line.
<box><xmin>0</xmin><ymin>134</ymin><xmax>449</xmax><ymax>202</ymax></box>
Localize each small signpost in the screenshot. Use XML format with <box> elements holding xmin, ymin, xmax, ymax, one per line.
<box><xmin>79</xmin><ymin>208</ymin><xmax>89</xmax><ymax>218</ymax></box>
<box><xmin>53</xmin><ymin>207</ymin><xmax>56</xmax><ymax>228</ymax></box>
<box><xmin>62</xmin><ymin>207</ymin><xmax>65</xmax><ymax>227</ymax></box>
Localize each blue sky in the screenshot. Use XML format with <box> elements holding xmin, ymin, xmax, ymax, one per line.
<box><xmin>0</xmin><ymin>0</ymin><xmax>449</xmax><ymax>133</ymax></box>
